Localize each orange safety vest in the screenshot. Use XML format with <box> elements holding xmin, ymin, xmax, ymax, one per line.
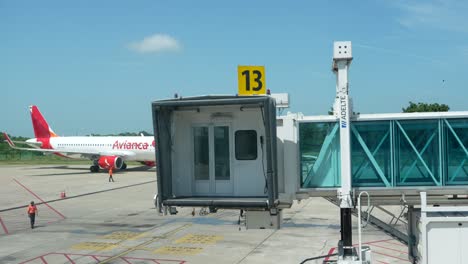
<box><xmin>27</xmin><ymin>205</ymin><xmax>37</xmax><ymax>214</ymax></box>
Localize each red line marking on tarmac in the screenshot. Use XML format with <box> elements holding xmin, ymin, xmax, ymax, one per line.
<box><xmin>63</xmin><ymin>253</ymin><xmax>76</xmax><ymax>264</ymax></box>
<box><xmin>58</xmin><ymin>252</ymin><xmax>187</xmax><ymax>263</ymax></box>
<box><xmin>13</xmin><ymin>179</ymin><xmax>66</xmax><ymax>219</ymax></box>
<box><xmin>381</xmin><ymin>240</ymin><xmax>407</xmax><ymax>247</ymax></box>
<box><xmin>18</xmin><ymin>253</ymin><xmax>52</xmax><ymax>264</ymax></box>
<box><xmin>121</xmin><ymin>257</ymin><xmax>132</xmax><ymax>264</ymax></box>
<box><xmin>324</xmin><ymin>247</ymin><xmax>336</xmax><ymax>261</ymax></box>
<box><xmin>361</xmin><ymin>238</ymin><xmax>396</xmax><ymax>245</ymax></box>
<box><xmin>373</xmin><ymin>250</ymin><xmax>411</xmax><ymax>262</ymax></box>
<box><xmin>0</xmin><ymin>215</ymin><xmax>9</xmax><ymax>234</ymax></box>
<box><xmin>39</xmin><ymin>256</ymin><xmax>47</xmax><ymax>264</ymax></box>
<box><xmin>376</xmin><ymin>260</ymin><xmax>389</xmax><ymax>264</ymax></box>
<box><xmin>20</xmin><ymin>252</ymin><xmax>187</xmax><ymax>263</ymax></box>
<box><xmin>367</xmin><ymin>243</ymin><xmax>408</xmax><ymax>254</ymax></box>
<box><xmin>323</xmin><ymin>238</ymin><xmax>408</xmax><ymax>262</ymax></box>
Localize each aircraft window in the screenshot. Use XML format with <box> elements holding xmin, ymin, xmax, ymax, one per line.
<box><xmin>235</xmin><ymin>130</ymin><xmax>258</xmax><ymax>160</ymax></box>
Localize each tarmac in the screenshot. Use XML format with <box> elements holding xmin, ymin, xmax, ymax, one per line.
<box><xmin>0</xmin><ymin>165</ymin><xmax>410</xmax><ymax>264</ymax></box>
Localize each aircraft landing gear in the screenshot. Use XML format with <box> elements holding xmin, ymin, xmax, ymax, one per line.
<box><xmin>90</xmin><ymin>165</ymin><xmax>99</xmax><ymax>173</ymax></box>
<box><xmin>121</xmin><ymin>162</ymin><xmax>127</xmax><ymax>170</ymax></box>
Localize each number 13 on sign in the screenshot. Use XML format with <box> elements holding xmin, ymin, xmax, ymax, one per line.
<box><xmin>237</xmin><ymin>66</ymin><xmax>266</xmax><ymax>95</ymax></box>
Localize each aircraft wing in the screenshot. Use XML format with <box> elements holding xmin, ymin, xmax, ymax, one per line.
<box><xmin>13</xmin><ymin>140</ymin><xmax>42</xmax><ymax>148</ymax></box>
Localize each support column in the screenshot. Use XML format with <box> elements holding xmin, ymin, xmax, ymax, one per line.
<box><xmin>333</xmin><ymin>41</ymin><xmax>355</xmax><ymax>260</ymax></box>
<box><xmin>340</xmin><ymin>208</ymin><xmax>353</xmax><ymax>256</ymax></box>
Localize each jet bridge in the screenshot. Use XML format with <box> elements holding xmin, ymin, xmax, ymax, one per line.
<box><xmin>151</xmin><ymin>95</ymin><xmax>291</xmax><ymax>215</ymax></box>
<box><xmin>291</xmin><ymin>112</ymin><xmax>468</xmax><ymax>203</ymax></box>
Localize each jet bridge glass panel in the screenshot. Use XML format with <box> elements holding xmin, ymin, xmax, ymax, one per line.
<box><xmin>194</xmin><ymin>127</ymin><xmax>209</xmax><ymax>180</ymax></box>
<box><xmin>395</xmin><ymin>120</ymin><xmax>440</xmax><ymax>186</ymax></box>
<box><xmin>446</xmin><ymin>119</ymin><xmax>468</xmax><ymax>185</ymax></box>
<box><xmin>215</xmin><ymin>126</ymin><xmax>230</xmax><ymax>180</ymax></box>
<box><xmin>300</xmin><ymin>117</ymin><xmax>468</xmax><ymax>188</ymax></box>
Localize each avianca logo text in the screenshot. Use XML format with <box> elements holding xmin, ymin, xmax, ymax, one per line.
<box><xmin>112</xmin><ymin>140</ymin><xmax>152</xmax><ymax>150</ymax></box>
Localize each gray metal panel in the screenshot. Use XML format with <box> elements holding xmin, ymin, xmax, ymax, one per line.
<box><xmin>152</xmin><ymin>95</ymin><xmax>270</xmax><ymax>108</ymax></box>
<box><xmin>152</xmin><ymin>105</ymin><xmax>174</xmax><ymax>209</ymax></box>
<box><xmin>264</xmin><ymin>96</ymin><xmax>278</xmax><ymax>208</ymax></box>
<box><xmin>163</xmin><ymin>197</ymin><xmax>269</xmax><ymax>208</ymax></box>
<box><xmin>299</xmin><ymin>186</ymin><xmax>468</xmax><ymax>205</ymax></box>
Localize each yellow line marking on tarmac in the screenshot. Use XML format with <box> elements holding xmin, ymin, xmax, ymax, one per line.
<box><xmin>154</xmin><ymin>246</ymin><xmax>203</xmax><ymax>255</ymax></box>
<box><xmin>119</xmin><ymin>246</ymin><xmax>153</xmax><ymax>251</ymax></box>
<box><xmin>72</xmin><ymin>242</ymin><xmax>119</xmax><ymax>251</ymax></box>
<box><xmin>175</xmin><ymin>234</ymin><xmax>223</xmax><ymax>244</ymax></box>
<box><xmin>98</xmin><ymin>224</ymin><xmax>191</xmax><ymax>264</ymax></box>
<box><xmin>129</xmin><ymin>231</ymin><xmax>151</xmax><ymax>240</ymax></box>
<box><xmin>100</xmin><ymin>231</ymin><xmax>142</xmax><ymax>240</ymax></box>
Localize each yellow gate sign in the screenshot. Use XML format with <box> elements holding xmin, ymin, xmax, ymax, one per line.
<box><xmin>237</xmin><ymin>66</ymin><xmax>266</xmax><ymax>95</ymax></box>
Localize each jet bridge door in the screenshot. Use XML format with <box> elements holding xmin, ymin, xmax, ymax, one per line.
<box><xmin>193</xmin><ymin>123</ymin><xmax>233</xmax><ymax>195</ymax></box>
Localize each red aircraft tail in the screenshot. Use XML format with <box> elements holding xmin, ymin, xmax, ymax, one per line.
<box><xmin>29</xmin><ymin>105</ymin><xmax>58</xmax><ymax>138</ymax></box>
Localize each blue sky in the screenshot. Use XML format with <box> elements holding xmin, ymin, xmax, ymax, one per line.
<box><xmin>2</xmin><ymin>0</ymin><xmax>467</xmax><ymax>137</ymax></box>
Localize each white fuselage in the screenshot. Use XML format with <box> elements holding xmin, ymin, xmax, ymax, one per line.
<box><xmin>26</xmin><ymin>136</ymin><xmax>155</xmax><ymax>161</ymax></box>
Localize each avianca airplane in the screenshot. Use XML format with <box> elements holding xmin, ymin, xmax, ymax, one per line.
<box><xmin>3</xmin><ymin>105</ymin><xmax>156</xmax><ymax>172</ymax></box>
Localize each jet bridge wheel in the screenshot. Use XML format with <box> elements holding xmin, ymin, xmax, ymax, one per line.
<box><xmin>90</xmin><ymin>165</ymin><xmax>99</xmax><ymax>173</ymax></box>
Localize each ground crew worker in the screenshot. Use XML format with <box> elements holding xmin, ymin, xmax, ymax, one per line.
<box><xmin>108</xmin><ymin>168</ymin><xmax>114</xmax><ymax>182</ymax></box>
<box><xmin>27</xmin><ymin>201</ymin><xmax>38</xmax><ymax>229</ymax></box>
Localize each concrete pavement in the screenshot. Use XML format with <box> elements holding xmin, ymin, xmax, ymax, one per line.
<box><xmin>0</xmin><ymin>165</ymin><xmax>410</xmax><ymax>264</ymax></box>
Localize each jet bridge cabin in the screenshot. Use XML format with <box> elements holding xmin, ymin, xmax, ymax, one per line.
<box><xmin>152</xmin><ymin>95</ymin><xmax>278</xmax><ymax>210</ymax></box>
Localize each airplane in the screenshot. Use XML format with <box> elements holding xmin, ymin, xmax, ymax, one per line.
<box><xmin>3</xmin><ymin>105</ymin><xmax>156</xmax><ymax>172</ymax></box>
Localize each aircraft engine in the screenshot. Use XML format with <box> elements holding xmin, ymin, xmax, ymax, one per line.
<box><xmin>98</xmin><ymin>156</ymin><xmax>123</xmax><ymax>170</ymax></box>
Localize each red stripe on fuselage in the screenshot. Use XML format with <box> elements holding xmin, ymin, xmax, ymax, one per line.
<box><xmin>36</xmin><ymin>137</ymin><xmax>52</xmax><ymax>149</ymax></box>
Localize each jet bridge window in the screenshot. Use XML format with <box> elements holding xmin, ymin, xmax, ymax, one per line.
<box><xmin>235</xmin><ymin>130</ymin><xmax>257</xmax><ymax>160</ymax></box>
